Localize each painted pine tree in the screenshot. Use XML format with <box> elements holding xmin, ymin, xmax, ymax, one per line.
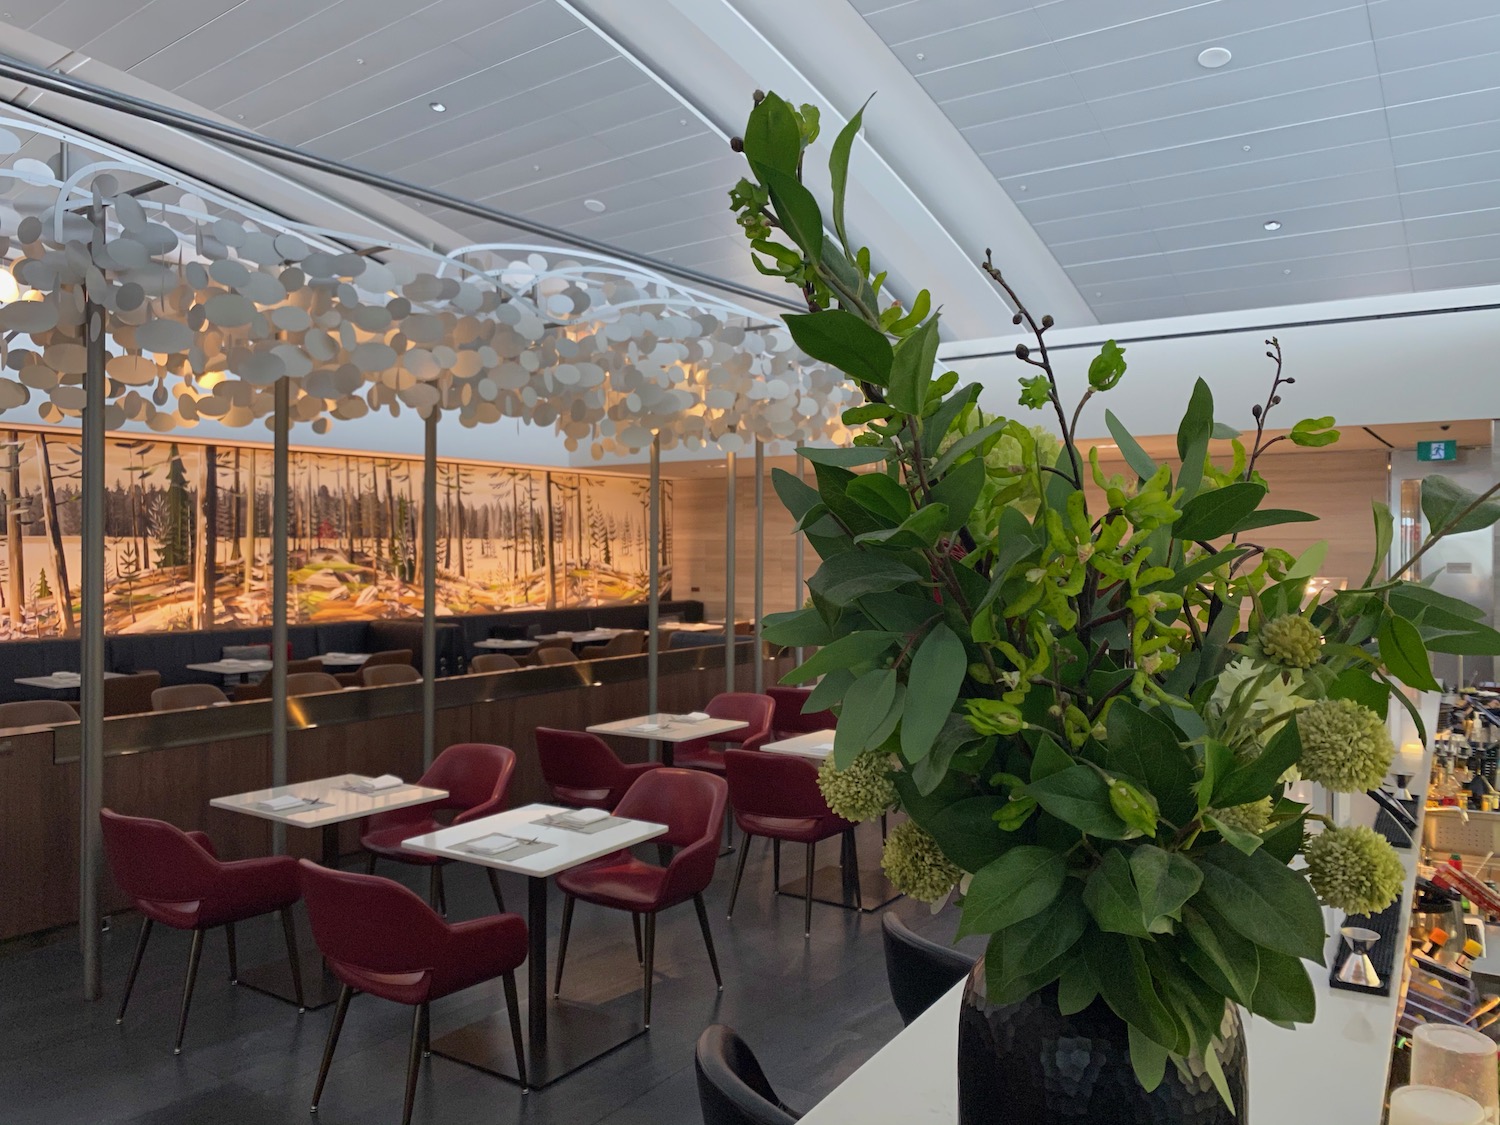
<box><xmin>155</xmin><ymin>444</ymin><xmax>192</xmax><ymax>570</ymax></box>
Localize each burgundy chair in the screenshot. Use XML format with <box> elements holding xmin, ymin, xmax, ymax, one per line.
<box><xmin>360</xmin><ymin>743</ymin><xmax>516</xmax><ymax>914</ymax></box>
<box><xmin>723</xmin><ymin>750</ymin><xmax>855</xmax><ymax>937</ymax></box>
<box><xmin>534</xmin><ymin>727</ymin><xmax>661</xmax><ymax>811</ymax></box>
<box><xmin>554</xmin><ymin>768</ymin><xmax>727</xmax><ymax>1027</ymax></box>
<box><xmin>99</xmin><ymin>808</ymin><xmax>304</xmax><ymax>1053</ymax></box>
<box><xmin>298</xmin><ymin>862</ymin><xmax>528</xmax><ymax>1122</ymax></box>
<box><xmin>673</xmin><ymin>693</ymin><xmax>776</xmax><ymax>774</ymax></box>
<box><xmin>766</xmin><ymin>686</ymin><xmax>836</xmax><ymax>739</ymax></box>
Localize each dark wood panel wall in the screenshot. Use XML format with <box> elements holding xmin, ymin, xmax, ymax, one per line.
<box><xmin>0</xmin><ymin>655</ymin><xmax>786</xmax><ymax>942</ymax></box>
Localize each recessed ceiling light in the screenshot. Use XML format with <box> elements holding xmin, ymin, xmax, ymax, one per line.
<box><xmin>429</xmin><ymin>101</ymin><xmax>447</xmax><ymax>113</ymax></box>
<box><xmin>355</xmin><ymin>57</ymin><xmax>365</xmax><ymax>65</ymax></box>
<box><xmin>583</xmin><ymin>199</ymin><xmax>607</xmax><ymax>213</ymax></box>
<box><xmin>1283</xmin><ymin>268</ymin><xmax>1292</xmax><ymax>275</ymax></box>
<box><xmin>1242</xmin><ymin>144</ymin><xmax>1252</xmax><ymax>152</ymax></box>
<box><xmin>1198</xmin><ymin>46</ymin><xmax>1232</xmax><ymax>69</ymax></box>
<box><xmin>1263</xmin><ymin>220</ymin><xmax>1282</xmax><ymax>231</ymax></box>
<box><xmin>915</xmin><ymin>52</ymin><xmax>925</xmax><ymax>60</ymax></box>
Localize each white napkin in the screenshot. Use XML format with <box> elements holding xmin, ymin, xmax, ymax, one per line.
<box><xmin>464</xmin><ymin>834</ymin><xmax>520</xmax><ymax>855</ymax></box>
<box><xmin>809</xmin><ymin>740</ymin><xmax>835</xmax><ymax>752</ymax></box>
<box><xmin>630</xmin><ymin>722</ymin><xmax>665</xmax><ymax>733</ymax></box>
<box><xmin>347</xmin><ymin>774</ymin><xmax>403</xmax><ymax>793</ymax></box>
<box><xmin>51</xmin><ymin>671</ymin><xmax>80</xmax><ymax>682</ymax></box>
<box><xmin>220</xmin><ymin>658</ymin><xmax>251</xmax><ymax>668</ymax></box>
<box><xmin>681</xmin><ymin>711</ymin><xmax>711</xmax><ymax>722</ymax></box>
<box><xmin>259</xmin><ymin>795</ymin><xmax>309</xmax><ymax>811</ymax></box>
<box><xmin>559</xmin><ymin>807</ymin><xmax>610</xmax><ymax>826</ymax></box>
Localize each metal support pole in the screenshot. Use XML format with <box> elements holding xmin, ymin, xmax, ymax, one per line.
<box><xmin>724</xmin><ymin>450</ymin><xmax>737</xmax><ymax>695</ymax></box>
<box><xmin>78</xmin><ymin>203</ymin><xmax>106</xmax><ymax>1000</ymax></box>
<box><xmin>753</xmin><ymin>440</ymin><xmax>765</xmax><ymax>694</ymax></box>
<box><xmin>647</xmin><ymin>434</ymin><xmax>661</xmax><ymax>729</ymax></box>
<box><xmin>421</xmin><ymin>410</ymin><xmax>438</xmax><ymax>769</ymax></box>
<box><xmin>270</xmin><ymin>379</ymin><xmax>290</xmax><ymax>855</ymax></box>
<box><xmin>794</xmin><ymin>444</ymin><xmax>806</xmax><ymax>666</ymax></box>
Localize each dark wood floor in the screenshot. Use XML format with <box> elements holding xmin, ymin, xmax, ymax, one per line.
<box><xmin>0</xmin><ymin>821</ymin><xmax>976</xmax><ymax>1125</ymax></box>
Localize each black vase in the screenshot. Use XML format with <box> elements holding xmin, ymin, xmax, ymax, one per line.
<box><xmin>957</xmin><ymin>958</ymin><xmax>1247</xmax><ymax>1124</ymax></box>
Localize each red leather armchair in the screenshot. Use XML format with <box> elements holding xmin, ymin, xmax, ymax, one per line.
<box><xmin>673</xmin><ymin>693</ymin><xmax>775</xmax><ymax>773</ymax></box>
<box><xmin>361</xmin><ymin>742</ymin><xmax>516</xmax><ymax>914</ymax></box>
<box><xmin>535</xmin><ymin>727</ymin><xmax>660</xmax><ymax>810</ymax></box>
<box><xmin>553</xmin><ymin>768</ymin><xmax>727</xmax><ymax>1027</ymax></box>
<box><xmin>724</xmin><ymin>749</ymin><xmax>855</xmax><ymax>937</ymax></box>
<box><xmin>766</xmin><ymin>685</ymin><xmax>836</xmax><ymax>739</ymax></box>
<box><xmin>298</xmin><ymin>861</ymin><xmax>529</xmax><ymax>1121</ymax></box>
<box><xmin>100</xmin><ymin>808</ymin><xmax>304</xmax><ymax>1053</ymax></box>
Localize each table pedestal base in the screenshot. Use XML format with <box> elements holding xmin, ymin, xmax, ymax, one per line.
<box><xmin>431</xmin><ymin>999</ymin><xmax>647</xmax><ymax>1088</ymax></box>
<box><xmin>777</xmin><ymin>830</ymin><xmax>901</xmax><ymax>913</ymax></box>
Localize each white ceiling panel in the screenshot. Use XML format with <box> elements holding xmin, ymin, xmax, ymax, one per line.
<box><xmin>1412</xmin><ymin>260</ymin><xmax>1500</xmax><ymax>291</ymax></box>
<box><xmin>1366</xmin><ymin>0</ymin><xmax>1498</xmax><ymax>38</ymax></box>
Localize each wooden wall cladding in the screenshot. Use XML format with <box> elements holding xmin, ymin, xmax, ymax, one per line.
<box><xmin>1</xmin><ymin>655</ymin><xmax>786</xmax><ymax>941</ymax></box>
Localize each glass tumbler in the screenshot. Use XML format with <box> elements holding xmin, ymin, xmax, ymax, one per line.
<box><xmin>1412</xmin><ymin>1024</ymin><xmax>1499</xmax><ymax>1124</ymax></box>
<box><xmin>1389</xmin><ymin>1085</ymin><xmax>1485</xmax><ymax>1125</ymax></box>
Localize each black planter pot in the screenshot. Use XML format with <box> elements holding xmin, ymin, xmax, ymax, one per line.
<box><xmin>957</xmin><ymin>958</ymin><xmax>1246</xmax><ymax>1124</ymax></box>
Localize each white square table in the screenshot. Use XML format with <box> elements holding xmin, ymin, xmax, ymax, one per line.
<box><xmin>535</xmin><ymin>628</ymin><xmax>624</xmax><ymax>646</ymax></box>
<box><xmin>588</xmin><ymin>713</ymin><xmax>748</xmax><ymax>767</ymax></box>
<box><xmin>474</xmin><ymin>638</ymin><xmax>539</xmax><ymax>652</ymax></box>
<box><xmin>762</xmin><ymin>731</ymin><xmax>835</xmax><ymax>761</ymax></box>
<box><xmin>211</xmin><ymin>774</ymin><xmax>447</xmax><ymax>1008</ymax></box>
<box><xmin>402</xmin><ymin>803</ymin><xmax>668</xmax><ymax>1088</ymax></box>
<box><xmin>312</xmin><ymin>652</ymin><xmax>369</xmax><ymax>669</ymax></box>
<box><xmin>14</xmin><ymin>671</ymin><xmax>124</xmax><ymax>696</ymax></box>
<box><xmin>186</xmin><ymin>658</ymin><xmax>273</xmax><ymax>685</ymax></box>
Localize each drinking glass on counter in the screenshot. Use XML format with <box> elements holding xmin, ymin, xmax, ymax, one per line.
<box><xmin>1389</xmin><ymin>1085</ymin><xmax>1485</xmax><ymax>1125</ymax></box>
<box><xmin>1411</xmin><ymin>1023</ymin><xmax>1499</xmax><ymax>1124</ymax></box>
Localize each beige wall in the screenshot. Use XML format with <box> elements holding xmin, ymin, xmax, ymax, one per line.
<box><xmin>673</xmin><ymin>444</ymin><xmax>1393</xmax><ymax>619</ymax></box>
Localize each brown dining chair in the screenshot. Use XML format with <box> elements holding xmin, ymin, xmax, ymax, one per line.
<box><xmin>535</xmin><ymin>647</ymin><xmax>580</xmax><ymax>666</ymax></box>
<box><xmin>471</xmin><ymin>653</ymin><xmax>521</xmax><ymax>673</ymax></box>
<box><xmin>337</xmin><ymin>648</ymin><xmax>415</xmax><ymax>686</ymax></box>
<box><xmin>285</xmin><ymin>672</ymin><xmax>343</xmax><ymax>697</ymax></box>
<box><xmin>101</xmin><ymin>672</ymin><xmax>163</xmax><ymax>717</ymax></box>
<box><xmin>0</xmin><ymin>699</ymin><xmax>79</xmax><ymax>728</ymax></box>
<box><xmin>152</xmin><ymin>684</ymin><xmax>230</xmax><ymax>711</ymax></box>
<box><xmin>361</xmin><ymin>664</ymin><xmax>422</xmax><ymax>687</ymax></box>
<box><xmin>579</xmin><ymin>630</ymin><xmax>645</xmax><ymax>660</ymax></box>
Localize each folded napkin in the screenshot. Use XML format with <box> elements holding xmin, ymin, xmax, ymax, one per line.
<box><xmin>558</xmin><ymin>807</ymin><xmax>610</xmax><ymax>826</ymax></box>
<box><xmin>219</xmin><ymin>658</ymin><xmax>252</xmax><ymax>668</ymax></box>
<box><xmin>347</xmin><ymin>774</ymin><xmax>403</xmax><ymax>793</ymax></box>
<box><xmin>50</xmin><ymin>671</ymin><xmax>80</xmax><ymax>682</ymax></box>
<box><xmin>629</xmin><ymin>722</ymin><xmax>666</xmax><ymax>733</ymax></box>
<box><xmin>680</xmin><ymin>711</ymin><xmax>711</xmax><ymax>722</ymax></box>
<box><xmin>259</xmin><ymin>795</ymin><xmax>309</xmax><ymax>811</ymax></box>
<box><xmin>464</xmin><ymin>834</ymin><xmax>521</xmax><ymax>855</ymax></box>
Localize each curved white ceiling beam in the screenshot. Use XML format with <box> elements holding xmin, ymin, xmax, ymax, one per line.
<box><xmin>559</xmin><ymin>0</ymin><xmax>1095</xmax><ymax>339</ymax></box>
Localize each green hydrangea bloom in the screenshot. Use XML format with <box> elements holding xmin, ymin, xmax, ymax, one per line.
<box><xmin>1260</xmin><ymin>615</ymin><xmax>1324</xmax><ymax>669</ymax></box>
<box><xmin>1211</xmin><ymin>796</ymin><xmax>1273</xmax><ymax>835</ymax></box>
<box><xmin>818</xmin><ymin>751</ymin><xmax>896</xmax><ymax>823</ymax></box>
<box><xmin>1305</xmin><ymin>825</ymin><xmax>1405</xmax><ymax>915</ymax></box>
<box><xmin>880</xmin><ymin>821</ymin><xmax>961</xmax><ymax>905</ymax></box>
<box><xmin>1297</xmin><ymin>698</ymin><xmax>1393</xmax><ymax>792</ymax></box>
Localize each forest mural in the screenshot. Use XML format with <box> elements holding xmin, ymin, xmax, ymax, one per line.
<box><xmin>0</xmin><ymin>427</ymin><xmax>670</xmax><ymax>639</ymax></box>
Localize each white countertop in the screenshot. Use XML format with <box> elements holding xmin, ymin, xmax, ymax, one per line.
<box><xmin>401</xmin><ymin>802</ymin><xmax>666</xmax><ymax>878</ymax></box>
<box><xmin>210</xmin><ymin>774</ymin><xmax>447</xmax><ymax>827</ymax></box>
<box><xmin>588</xmin><ymin>713</ymin><xmax>748</xmax><ymax>743</ymax></box>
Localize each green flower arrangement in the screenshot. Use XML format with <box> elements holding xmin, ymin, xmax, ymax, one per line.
<box><xmin>730</xmin><ymin>90</ymin><xmax>1500</xmax><ymax>1101</ymax></box>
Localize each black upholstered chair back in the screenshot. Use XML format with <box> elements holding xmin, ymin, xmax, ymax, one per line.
<box><xmin>880</xmin><ymin>912</ymin><xmax>976</xmax><ymax>1026</ymax></box>
<box><xmin>694</xmin><ymin>1025</ymin><xmax>799</xmax><ymax>1125</ymax></box>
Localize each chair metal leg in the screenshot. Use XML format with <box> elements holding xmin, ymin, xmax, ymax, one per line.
<box><xmin>631</xmin><ymin>912</ymin><xmax>643</xmax><ymax>964</ymax></box>
<box><xmin>554</xmin><ymin>895</ymin><xmax>575</xmax><ymax>997</ymax></box>
<box><xmin>693</xmin><ymin>894</ymin><xmax>723</xmax><ymax>991</ymax></box>
<box><xmin>365</xmin><ymin>852</ymin><xmax>377</xmax><ymax>875</ymax></box>
<box><xmin>486</xmin><ymin>868</ymin><xmax>507</xmax><ymax>914</ymax></box>
<box><xmin>280</xmin><ymin>907</ymin><xmax>306</xmax><ymax>1012</ymax></box>
<box><xmin>174</xmin><ymin>929</ymin><xmax>205</xmax><ymax>1054</ymax></box>
<box><xmin>502</xmin><ymin>971</ymin><xmax>528</xmax><ymax>1091</ymax></box>
<box><xmin>429</xmin><ymin>866</ymin><xmax>447</xmax><ymax>916</ymax></box>
<box><xmin>642</xmin><ymin>912</ymin><xmax>657</xmax><ymax>1029</ymax></box>
<box><xmin>116</xmin><ymin>917</ymin><xmax>153</xmax><ymax>1024</ymax></box>
<box><xmin>400</xmin><ymin>1002</ymin><xmax>425</xmax><ymax>1125</ymax></box>
<box><xmin>804</xmin><ymin>842</ymin><xmax>816</xmax><ymax>938</ymax></box>
<box><xmin>310</xmin><ymin>984</ymin><xmax>352</xmax><ymax>1113</ymax></box>
<box><xmin>726</xmin><ymin>835</ymin><xmax>753</xmax><ymax>918</ymax></box>
<box><xmin>773</xmin><ymin>839</ymin><xmax>781</xmax><ymax>887</ymax></box>
<box><xmin>420</xmin><ymin>1001</ymin><xmax>430</xmax><ymax>1056</ymax></box>
<box><xmin>225</xmin><ymin>922</ymin><xmax>238</xmax><ymax>983</ymax></box>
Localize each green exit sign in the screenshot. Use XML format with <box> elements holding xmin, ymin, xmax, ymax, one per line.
<box><xmin>1418</xmin><ymin>440</ymin><xmax>1458</xmax><ymax>462</ymax></box>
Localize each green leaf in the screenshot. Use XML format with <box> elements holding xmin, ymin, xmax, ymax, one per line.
<box><xmin>804</xmin><ymin>667</ymin><xmax>854</xmax><ymax>713</ymax></box>
<box><xmin>928</xmin><ymin>456</ymin><xmax>985</xmax><ymax>532</ymax></box>
<box><xmin>1128</xmin><ymin>1025</ymin><xmax>1169</xmax><ymax>1094</ymax></box>
<box><xmin>784</xmin><ymin>309</ymin><xmax>893</xmax><ymax>387</ymax></box>
<box><xmin>1025</xmin><ymin>765</ymin><xmax>1133</xmax><ymax>839</ymax></box>
<box><xmin>741</xmin><ymin>92</ymin><xmax>801</xmax><ymax>175</ymax></box>
<box><xmin>958</xmin><ymin>846</ymin><xmax>1067</xmax><ymax>938</ymax></box>
<box><xmin>1029</xmin><ymin>735</ymin><xmax>1073</xmax><ymax>783</ymax></box>
<box><xmin>1107</xmin><ymin>778</ymin><xmax>1159</xmax><ymax>838</ymax></box>
<box><xmin>985</xmin><ymin>885</ymin><xmax>1089</xmax><ymax>1004</ymax></box>
<box><xmin>807</xmin><ymin>549</ymin><xmax>923</xmax><ymax>606</ymax></box>
<box><xmin>1182</xmin><ymin>904</ymin><xmax>1260</xmax><ymax>1007</ymax></box>
<box><xmin>1203</xmin><ymin>1041</ymin><xmax>1237</xmax><ymax>1114</ymax></box>
<box><xmin>1422</xmin><ymin>474</ymin><xmax>1500</xmax><ymax>536</ymax></box>
<box><xmin>1131</xmin><ymin>845</ymin><xmax>1203</xmax><ymax>933</ymax></box>
<box><xmin>1106</xmin><ymin>701</ymin><xmax>1196</xmax><ymax>826</ymax></box>
<box><xmin>1288</xmin><ymin>429</ymin><xmax>1339</xmax><ymax>448</ymax></box>
<box><xmin>1175</xmin><ymin>482</ymin><xmax>1266</xmax><ymax>541</ymax></box>
<box><xmin>922</xmin><ymin>381</ymin><xmax>981</xmax><ymax>448</ymax></box>
<box><xmin>1087</xmin><ymin>339</ymin><xmax>1127</xmax><ymax>392</ymax></box>
<box><xmin>1198</xmin><ymin>739</ymin><xmax>1235</xmax><ymax>815</ymax></box>
<box><xmin>756</xmin><ymin>164</ymin><xmax>824</xmax><ymax>265</ymax></box>
<box><xmin>901</xmin><ymin>624</ymin><xmax>967</xmax><ymax>763</ymax></box>
<box><xmin>1378</xmin><ymin>613</ymin><xmax>1441</xmax><ymax>692</ymax></box>
<box><xmin>1057</xmin><ymin>959</ymin><xmax>1098</xmax><ymax>1016</ymax></box>
<box><xmin>888</xmin><ymin>315</ymin><xmax>939</xmax><ymax>415</ymax></box>
<box><xmin>1085</xmin><ymin>932</ymin><xmax>1182</xmax><ymax>1052</ymax></box>
<box><xmin>771</xmin><ymin>468</ymin><xmax>823</xmax><ymax>523</ymax></box>
<box><xmin>1247</xmin><ymin>947</ymin><xmax>1316</xmax><ymax>1023</ymax></box>
<box><xmin>931</xmin><ymin>418</ymin><xmax>1006</xmax><ymax>477</ymax></box>
<box><xmin>798</xmin><ymin>446</ymin><xmax>891</xmax><ymax>468</ymax></box>
<box><xmin>1284</xmin><ymin>541</ymin><xmax>1329</xmax><ymax>582</ymax></box>
<box><xmin>1105</xmin><ymin>410</ymin><xmax>1157</xmax><ymax>480</ymax></box>
<box><xmin>1205</xmin><ymin>813</ymin><xmax>1264</xmax><ymax>856</ymax></box>
<box><xmin>1083</xmin><ymin>850</ymin><xmax>1150</xmax><ymax>937</ymax></box>
<box><xmin>1259</xmin><ymin>812</ymin><xmax>1307</xmax><ymax>866</ymax></box>
<box><xmin>762</xmin><ymin>607</ymin><xmax>834</xmax><ymax>648</ymax></box>
<box><xmin>1175</xmin><ymin>378</ymin><xmax>1214</xmax><ymax>484</ymax></box>
<box><xmin>922</xmin><ymin>794</ymin><xmax>1012</xmax><ymax>869</ymax></box>
<box><xmin>1228</xmin><ymin>508</ymin><xmax>1319</xmax><ymax>534</ymax></box>
<box><xmin>1366</xmin><ymin>501</ymin><xmax>1394</xmax><ymax>586</ymax></box>
<box><xmin>1212</xmin><ymin>719</ymin><xmax>1302</xmax><ymax>809</ymax></box>
<box><xmin>827</xmin><ymin>95</ymin><xmax>871</xmax><ymax>254</ymax></box>
<box><xmin>781</xmin><ymin>631</ymin><xmax>898</xmax><ymax>685</ymax></box>
<box><xmin>974</xmin><ymin>507</ymin><xmax>1042</xmax><ymax>618</ymax></box>
<box><xmin>1328</xmin><ymin>667</ymin><xmax>1388</xmax><ymax>718</ymax></box>
<box><xmin>1196</xmin><ymin>844</ymin><xmax>1327</xmax><ymax>963</ymax></box>
<box><xmin>845</xmin><ymin>472</ymin><xmax>910</xmax><ymax>523</ymax></box>
<box><xmin>832</xmin><ymin>668</ymin><xmax>898</xmax><ymax>767</ymax></box>
<box><xmin>1018</xmin><ymin>373</ymin><xmax>1051</xmax><ymax>410</ymax></box>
